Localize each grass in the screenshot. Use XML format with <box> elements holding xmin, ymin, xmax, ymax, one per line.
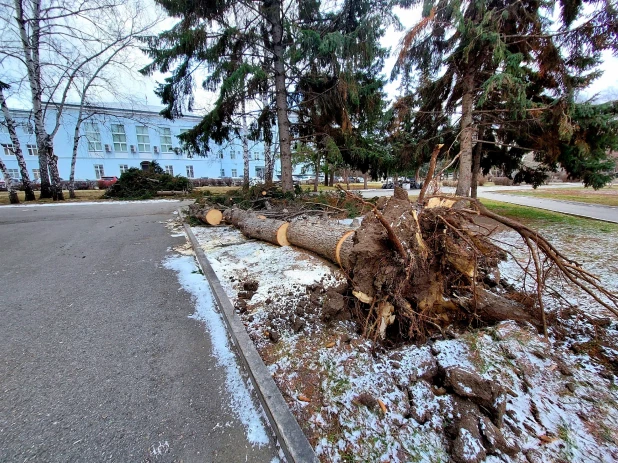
<box><xmin>480</xmin><ymin>198</ymin><xmax>618</xmax><ymax>233</ymax></box>
<box><xmin>502</xmin><ymin>186</ymin><xmax>618</xmax><ymax>207</ymax></box>
<box><xmin>0</xmin><ymin>189</ymin><xmax>105</xmax><ymax>205</ymax></box>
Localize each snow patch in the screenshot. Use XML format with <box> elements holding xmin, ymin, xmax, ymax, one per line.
<box><xmin>162</xmin><ymin>255</ymin><xmax>269</xmax><ymax>446</ymax></box>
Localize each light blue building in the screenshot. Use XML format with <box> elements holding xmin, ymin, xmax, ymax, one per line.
<box><xmin>0</xmin><ymin>103</ymin><xmax>274</xmax><ymax>181</ymax></box>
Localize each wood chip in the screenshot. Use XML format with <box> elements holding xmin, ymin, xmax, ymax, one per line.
<box><xmin>297</xmin><ymin>395</ymin><xmax>311</xmax><ymax>403</ymax></box>
<box><xmin>378</xmin><ymin>399</ymin><xmax>388</xmax><ymax>414</ymax></box>
<box><xmin>325</xmin><ymin>341</ymin><xmax>336</xmax><ymax>348</ymax></box>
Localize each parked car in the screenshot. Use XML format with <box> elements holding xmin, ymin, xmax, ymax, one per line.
<box><xmin>97</xmin><ymin>176</ymin><xmax>118</xmax><ymax>188</ymax></box>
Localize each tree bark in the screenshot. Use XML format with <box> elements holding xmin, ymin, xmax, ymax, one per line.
<box><xmin>266</xmin><ymin>0</ymin><xmax>293</xmax><ymax>192</ymax></box>
<box><xmin>455</xmin><ymin>73</ymin><xmax>475</xmax><ymax>197</ymax></box>
<box><xmin>0</xmin><ymin>157</ymin><xmax>19</xmax><ymax>204</ymax></box>
<box><xmin>197</xmin><ymin>208</ymin><xmax>223</xmax><ymax>226</ymax></box>
<box><xmin>0</xmin><ymin>87</ymin><xmax>35</xmax><ymax>201</ymax></box>
<box><xmin>239</xmin><ymin>216</ymin><xmax>289</xmax><ymax>246</ymax></box>
<box><xmin>15</xmin><ymin>0</ymin><xmax>52</xmax><ymax>199</ymax></box>
<box><xmin>363</xmin><ymin>173</ymin><xmax>368</xmax><ymax>189</ymax></box>
<box><xmin>241</xmin><ymin>97</ymin><xmax>250</xmax><ymax>189</ymax></box>
<box><xmin>470</xmin><ymin>131</ymin><xmax>482</xmax><ymax>199</ymax></box>
<box><xmin>47</xmin><ymin>138</ymin><xmax>64</xmax><ymax>201</ymax></box>
<box><xmin>286</xmin><ymin>221</ymin><xmax>355</xmax><ymax>268</ymax></box>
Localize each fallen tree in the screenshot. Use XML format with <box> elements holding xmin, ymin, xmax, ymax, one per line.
<box><xmin>212</xmin><ymin>188</ymin><xmax>618</xmax><ymax>343</ymax></box>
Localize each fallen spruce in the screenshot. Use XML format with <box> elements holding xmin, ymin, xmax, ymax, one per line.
<box><xmin>212</xmin><ymin>188</ymin><xmax>617</xmax><ymax>343</ymax></box>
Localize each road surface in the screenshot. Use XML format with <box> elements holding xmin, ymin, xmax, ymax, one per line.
<box><xmin>0</xmin><ymin>201</ymin><xmax>278</xmax><ymax>462</ymax></box>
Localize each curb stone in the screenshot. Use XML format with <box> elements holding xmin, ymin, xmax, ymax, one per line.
<box><xmin>180</xmin><ymin>210</ymin><xmax>319</xmax><ymax>463</ymax></box>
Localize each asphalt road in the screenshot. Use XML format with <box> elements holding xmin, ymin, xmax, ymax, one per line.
<box><xmin>0</xmin><ymin>201</ymin><xmax>278</xmax><ymax>462</ymax></box>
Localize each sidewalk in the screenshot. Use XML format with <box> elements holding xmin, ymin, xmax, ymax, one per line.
<box><xmin>360</xmin><ymin>183</ymin><xmax>618</xmax><ymax>224</ymax></box>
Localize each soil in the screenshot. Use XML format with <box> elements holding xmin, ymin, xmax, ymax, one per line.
<box><xmin>180</xmin><ymin>213</ymin><xmax>618</xmax><ymax>463</ymax></box>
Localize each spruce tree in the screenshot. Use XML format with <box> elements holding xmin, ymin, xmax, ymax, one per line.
<box><xmin>395</xmin><ymin>0</ymin><xmax>618</xmax><ymax>195</ymax></box>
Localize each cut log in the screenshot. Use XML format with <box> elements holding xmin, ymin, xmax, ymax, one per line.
<box><xmin>197</xmin><ymin>208</ymin><xmax>223</xmax><ymax>226</ymax></box>
<box><xmin>286</xmin><ymin>221</ymin><xmax>356</xmax><ymax>268</ymax></box>
<box><xmin>238</xmin><ymin>216</ymin><xmax>290</xmax><ymax>246</ymax></box>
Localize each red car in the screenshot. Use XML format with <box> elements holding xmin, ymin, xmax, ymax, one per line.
<box><xmin>97</xmin><ymin>176</ymin><xmax>118</xmax><ymax>188</ymax></box>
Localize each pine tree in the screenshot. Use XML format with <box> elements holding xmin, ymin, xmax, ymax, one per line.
<box><xmin>395</xmin><ymin>0</ymin><xmax>618</xmax><ymax>195</ymax></box>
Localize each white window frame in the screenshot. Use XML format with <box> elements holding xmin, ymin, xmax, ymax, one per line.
<box><xmin>230</xmin><ymin>150</ymin><xmax>236</xmax><ymax>160</ymax></box>
<box><xmin>165</xmin><ymin>165</ymin><xmax>173</xmax><ymax>175</ymax></box>
<box><xmin>27</xmin><ymin>144</ymin><xmax>38</xmax><ymax>156</ymax></box>
<box><xmin>111</xmin><ymin>124</ymin><xmax>127</xmax><ymax>152</ymax></box>
<box><xmin>7</xmin><ymin>168</ymin><xmax>19</xmax><ymax>178</ymax></box>
<box><xmin>94</xmin><ymin>164</ymin><xmax>104</xmax><ymax>179</ymax></box>
<box><xmin>231</xmin><ymin>169</ymin><xmax>238</xmax><ymax>177</ymax></box>
<box><xmin>136</xmin><ymin>126</ymin><xmax>151</xmax><ymax>152</ymax></box>
<box><xmin>2</xmin><ymin>143</ymin><xmax>15</xmax><ymax>155</ymax></box>
<box><xmin>254</xmin><ymin>151</ymin><xmax>260</xmax><ymax>160</ymax></box>
<box><xmin>220</xmin><ymin>168</ymin><xmax>225</xmax><ymax>177</ymax></box>
<box><xmin>84</xmin><ymin>122</ymin><xmax>103</xmax><ymax>152</ymax></box>
<box><xmin>159</xmin><ymin>127</ymin><xmax>173</xmax><ymax>153</ymax></box>
<box><xmin>32</xmin><ymin>169</ymin><xmax>40</xmax><ymax>180</ymax></box>
<box><xmin>186</xmin><ymin>165</ymin><xmax>194</xmax><ymax>178</ymax></box>
<box><xmin>119</xmin><ymin>164</ymin><xmax>129</xmax><ymax>174</ymax></box>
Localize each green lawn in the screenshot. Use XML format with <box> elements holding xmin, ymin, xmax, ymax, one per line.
<box><xmin>501</xmin><ymin>187</ymin><xmax>618</xmax><ymax>207</ymax></box>
<box><xmin>480</xmin><ymin>198</ymin><xmax>618</xmax><ymax>233</ymax></box>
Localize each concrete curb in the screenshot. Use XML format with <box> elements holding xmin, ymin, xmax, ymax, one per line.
<box><xmin>180</xmin><ymin>211</ymin><xmax>319</xmax><ymax>463</ymax></box>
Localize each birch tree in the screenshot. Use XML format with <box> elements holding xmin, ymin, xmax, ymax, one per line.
<box><xmin>0</xmin><ymin>0</ymin><xmax>160</xmax><ymax>200</ymax></box>
<box><xmin>0</xmin><ymin>81</ymin><xmax>35</xmax><ymax>200</ymax></box>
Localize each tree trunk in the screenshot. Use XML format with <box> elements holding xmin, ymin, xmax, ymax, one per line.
<box><xmin>344</xmin><ymin>168</ymin><xmax>349</xmax><ymax>190</ymax></box>
<box><xmin>363</xmin><ymin>173</ymin><xmax>368</xmax><ymax>189</ymax></box>
<box><xmin>197</xmin><ymin>208</ymin><xmax>223</xmax><ymax>226</ymax></box>
<box><xmin>241</xmin><ymin>98</ymin><xmax>250</xmax><ymax>190</ymax></box>
<box><xmin>330</xmin><ymin>169</ymin><xmax>334</xmax><ymax>186</ymax></box>
<box><xmin>455</xmin><ymin>73</ymin><xmax>475</xmax><ymax>197</ymax></box>
<box><xmin>313</xmin><ymin>159</ymin><xmax>319</xmax><ymax>192</ymax></box>
<box><xmin>47</xmin><ymin>138</ymin><xmax>64</xmax><ymax>201</ymax></box>
<box><xmin>239</xmin><ymin>216</ymin><xmax>289</xmax><ymax>246</ymax></box>
<box><xmin>324</xmin><ymin>164</ymin><xmax>329</xmax><ymax>186</ymax></box>
<box><xmin>470</xmin><ymin>130</ymin><xmax>482</xmax><ymax>199</ymax></box>
<box><xmin>267</xmin><ymin>0</ymin><xmax>293</xmax><ymax>192</ymax></box>
<box><xmin>0</xmin><ymin>157</ymin><xmax>19</xmax><ymax>204</ymax></box>
<box><xmin>0</xmin><ymin>89</ymin><xmax>35</xmax><ymax>201</ymax></box>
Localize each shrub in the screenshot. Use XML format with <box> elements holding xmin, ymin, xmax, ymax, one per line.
<box><xmin>104</xmin><ymin>167</ymin><xmax>193</xmax><ymax>199</ymax></box>
<box><xmin>442</xmin><ymin>179</ymin><xmax>458</xmax><ymax>187</ymax></box>
<box><xmin>493</xmin><ymin>176</ymin><xmax>514</xmax><ymax>186</ymax></box>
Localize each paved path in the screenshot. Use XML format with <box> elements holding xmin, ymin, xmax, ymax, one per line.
<box><xmin>0</xmin><ymin>201</ymin><xmax>278</xmax><ymax>462</ymax></box>
<box><xmin>360</xmin><ymin>183</ymin><xmax>618</xmax><ymax>224</ymax></box>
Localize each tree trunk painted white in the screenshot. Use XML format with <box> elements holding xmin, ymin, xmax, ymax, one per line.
<box><xmin>241</xmin><ymin>98</ymin><xmax>250</xmax><ymax>189</ymax></box>
<box><xmin>0</xmin><ymin>157</ymin><xmax>19</xmax><ymax>204</ymax></box>
<box><xmin>0</xmin><ymin>87</ymin><xmax>35</xmax><ymax>200</ymax></box>
<box><xmin>268</xmin><ymin>0</ymin><xmax>293</xmax><ymax>192</ymax></box>
<box><xmin>69</xmin><ymin>115</ymin><xmax>83</xmax><ymax>199</ymax></box>
<box><xmin>46</xmin><ymin>135</ymin><xmax>64</xmax><ymax>200</ymax></box>
<box><xmin>456</xmin><ymin>73</ymin><xmax>475</xmax><ymax>197</ymax></box>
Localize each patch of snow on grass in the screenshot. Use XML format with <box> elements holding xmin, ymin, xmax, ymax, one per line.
<box><xmin>163</xmin><ymin>254</ymin><xmax>270</xmax><ymax>446</ymax></box>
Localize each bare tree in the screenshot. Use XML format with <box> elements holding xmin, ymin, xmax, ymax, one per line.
<box><xmin>0</xmin><ymin>0</ymin><xmax>160</xmax><ymax>199</ymax></box>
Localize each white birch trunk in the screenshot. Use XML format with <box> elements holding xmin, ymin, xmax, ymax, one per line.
<box><xmin>0</xmin><ymin>156</ymin><xmax>19</xmax><ymax>203</ymax></box>
<box><xmin>0</xmin><ymin>88</ymin><xmax>35</xmax><ymax>200</ymax></box>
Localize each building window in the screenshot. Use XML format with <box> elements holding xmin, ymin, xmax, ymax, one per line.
<box><xmin>255</xmin><ymin>166</ymin><xmax>264</xmax><ymax>179</ymax></box>
<box><xmin>84</xmin><ymin>122</ymin><xmax>102</xmax><ymax>151</ymax></box>
<box><xmin>136</xmin><ymin>126</ymin><xmax>150</xmax><ymax>152</ymax></box>
<box><xmin>230</xmin><ymin>150</ymin><xmax>236</xmax><ymax>160</ymax></box>
<box><xmin>27</xmin><ymin>144</ymin><xmax>38</xmax><ymax>156</ymax></box>
<box><xmin>7</xmin><ymin>169</ymin><xmax>19</xmax><ymax>178</ymax></box>
<box><xmin>186</xmin><ymin>165</ymin><xmax>194</xmax><ymax>178</ymax></box>
<box><xmin>159</xmin><ymin>127</ymin><xmax>173</xmax><ymax>153</ymax></box>
<box><xmin>2</xmin><ymin>143</ymin><xmax>15</xmax><ymax>155</ymax></box>
<box><xmin>219</xmin><ymin>152</ymin><xmax>224</xmax><ymax>159</ymax></box>
<box><xmin>32</xmin><ymin>169</ymin><xmax>40</xmax><ymax>180</ymax></box>
<box><xmin>119</xmin><ymin>164</ymin><xmax>129</xmax><ymax>174</ymax></box>
<box><xmin>220</xmin><ymin>168</ymin><xmax>225</xmax><ymax>177</ymax></box>
<box><xmin>111</xmin><ymin>124</ymin><xmax>127</xmax><ymax>152</ymax></box>
<box><xmin>94</xmin><ymin>164</ymin><xmax>104</xmax><ymax>179</ymax></box>
<box><xmin>254</xmin><ymin>151</ymin><xmax>260</xmax><ymax>160</ymax></box>
<box><xmin>231</xmin><ymin>169</ymin><xmax>238</xmax><ymax>177</ymax></box>
<box><xmin>165</xmin><ymin>165</ymin><xmax>173</xmax><ymax>175</ymax></box>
